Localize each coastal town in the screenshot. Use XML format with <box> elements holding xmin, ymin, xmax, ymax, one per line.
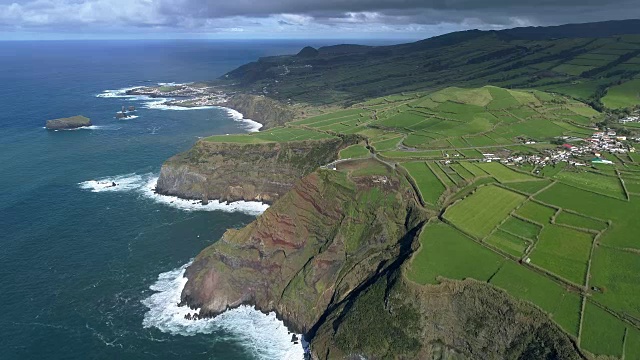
<box><xmin>125</xmin><ymin>83</ymin><xmax>228</xmax><ymax>108</ymax></box>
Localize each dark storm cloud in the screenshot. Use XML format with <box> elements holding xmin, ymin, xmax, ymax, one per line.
<box><xmin>1</xmin><ymin>0</ymin><xmax>638</xmax><ymax>38</ymax></box>
<box><xmin>161</xmin><ymin>0</ymin><xmax>640</xmax><ymax>26</ymax></box>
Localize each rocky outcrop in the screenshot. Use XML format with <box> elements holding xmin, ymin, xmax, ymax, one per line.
<box><xmin>218</xmin><ymin>93</ymin><xmax>296</xmax><ymax>129</ymax></box>
<box><xmin>155</xmin><ymin>137</ymin><xmax>352</xmax><ymax>204</ymax></box>
<box><xmin>45</xmin><ymin>115</ymin><xmax>91</xmax><ymax>130</ymax></box>
<box><xmin>180</xmin><ymin>162</ymin><xmax>428</xmax><ymax>334</ymax></box>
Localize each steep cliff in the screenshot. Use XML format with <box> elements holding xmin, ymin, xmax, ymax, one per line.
<box><xmin>312</xmin><ymin>276</ymin><xmax>584</xmax><ymax>359</ymax></box>
<box><xmin>220</xmin><ymin>93</ymin><xmax>296</xmax><ymax>129</ymax></box>
<box><xmin>180</xmin><ymin>160</ymin><xmax>429</xmax><ymax>333</ymax></box>
<box><xmin>178</xmin><ymin>158</ymin><xmax>584</xmax><ymax>359</ymax></box>
<box><xmin>155</xmin><ymin>136</ymin><xmax>350</xmax><ymax>203</ymax></box>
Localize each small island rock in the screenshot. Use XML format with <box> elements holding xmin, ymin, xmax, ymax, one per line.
<box><xmin>46</xmin><ymin>115</ymin><xmax>91</xmax><ymax>130</ymax></box>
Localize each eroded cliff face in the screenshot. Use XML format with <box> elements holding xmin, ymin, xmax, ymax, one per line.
<box><xmin>312</xmin><ymin>276</ymin><xmax>584</xmax><ymax>360</ymax></box>
<box><xmin>180</xmin><ymin>162</ymin><xmax>428</xmax><ymax>333</ymax></box>
<box><xmin>177</xmin><ymin>159</ymin><xmax>584</xmax><ymax>359</ymax></box>
<box><xmin>156</xmin><ymin>137</ymin><xmax>350</xmax><ymax>203</ymax></box>
<box><xmin>220</xmin><ymin>93</ymin><xmax>296</xmax><ymax>129</ymax></box>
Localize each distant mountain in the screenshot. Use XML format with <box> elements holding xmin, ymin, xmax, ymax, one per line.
<box><xmin>219</xmin><ymin>19</ymin><xmax>640</xmax><ymax>108</ymax></box>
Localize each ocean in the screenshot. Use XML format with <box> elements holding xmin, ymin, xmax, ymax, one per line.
<box><xmin>0</xmin><ymin>39</ymin><xmax>401</xmax><ymax>360</ymax></box>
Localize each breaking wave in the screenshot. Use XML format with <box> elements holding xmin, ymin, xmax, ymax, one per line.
<box><xmin>78</xmin><ymin>173</ymin><xmax>269</xmax><ymax>215</ymax></box>
<box><xmin>141</xmin><ymin>262</ymin><xmax>304</xmax><ymax>360</ymax></box>
<box><xmin>223</xmin><ymin>108</ymin><xmax>263</xmax><ymax>132</ymax></box>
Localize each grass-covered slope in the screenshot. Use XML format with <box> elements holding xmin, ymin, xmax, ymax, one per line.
<box><xmin>217</xmin><ymin>20</ymin><xmax>640</xmax><ymax>109</ymax></box>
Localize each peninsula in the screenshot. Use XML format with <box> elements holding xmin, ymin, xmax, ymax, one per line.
<box><xmin>158</xmin><ymin>19</ymin><xmax>640</xmax><ymax>359</ymax></box>
<box><xmin>45</xmin><ymin>115</ymin><xmax>91</xmax><ymax>130</ymax></box>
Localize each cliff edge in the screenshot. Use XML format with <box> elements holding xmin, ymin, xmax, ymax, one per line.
<box><xmin>155</xmin><ymin>136</ymin><xmax>353</xmax><ymax>204</ymax></box>
<box><xmin>180</xmin><ymin>159</ymin><xmax>428</xmax><ymax>333</ymax></box>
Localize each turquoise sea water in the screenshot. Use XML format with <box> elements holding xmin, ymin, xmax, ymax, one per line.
<box><xmin>0</xmin><ymin>40</ymin><xmax>399</xmax><ymax>359</ymax></box>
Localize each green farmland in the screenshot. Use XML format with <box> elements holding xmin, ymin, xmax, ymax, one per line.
<box><xmin>402</xmin><ymin>161</ymin><xmax>446</xmax><ymax>205</ymax></box>
<box><xmin>199</xmin><ymin>81</ymin><xmax>640</xmax><ymax>358</ymax></box>
<box><xmin>444</xmin><ymin>185</ymin><xmax>525</xmax><ymax>238</ymax></box>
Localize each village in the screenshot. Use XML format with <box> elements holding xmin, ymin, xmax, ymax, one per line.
<box><xmin>486</xmin><ymin>129</ymin><xmax>635</xmax><ymax>169</ymax></box>
<box><xmin>125</xmin><ymin>83</ymin><xmax>229</xmax><ymax>108</ymax></box>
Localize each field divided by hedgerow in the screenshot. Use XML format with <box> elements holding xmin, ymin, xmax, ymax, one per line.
<box><xmin>402</xmin><ymin>161</ymin><xmax>446</xmax><ymax>205</ymax></box>
<box><xmin>529</xmin><ymin>225</ymin><xmax>593</xmax><ymax>285</ymax></box>
<box><xmin>515</xmin><ymin>200</ymin><xmax>556</xmax><ymax>224</ymax></box>
<box><xmin>407</xmin><ymin>221</ymin><xmax>505</xmax><ymax>285</ymax></box>
<box><xmin>444</xmin><ymin>185</ymin><xmax>526</xmax><ymax>239</ymax></box>
<box><xmin>580</xmin><ymin>302</ymin><xmax>626</xmax><ymax>358</ymax></box>
<box><xmin>489</xmin><ymin>261</ymin><xmax>581</xmax><ymax>337</ymax></box>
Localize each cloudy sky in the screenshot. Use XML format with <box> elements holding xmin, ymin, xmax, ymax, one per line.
<box><xmin>1</xmin><ymin>0</ymin><xmax>639</xmax><ymax>40</ymax></box>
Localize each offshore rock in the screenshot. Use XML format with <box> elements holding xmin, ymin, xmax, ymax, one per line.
<box><xmin>45</xmin><ymin>115</ymin><xmax>91</xmax><ymax>130</ymax></box>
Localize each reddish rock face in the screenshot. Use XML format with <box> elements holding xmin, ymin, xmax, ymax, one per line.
<box><xmin>180</xmin><ymin>165</ymin><xmax>426</xmax><ymax>333</ymax></box>
<box><xmin>156</xmin><ymin>137</ymin><xmax>352</xmax><ymax>204</ymax></box>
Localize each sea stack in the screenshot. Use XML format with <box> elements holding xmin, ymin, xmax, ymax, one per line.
<box><xmin>45</xmin><ymin>115</ymin><xmax>91</xmax><ymax>130</ymax></box>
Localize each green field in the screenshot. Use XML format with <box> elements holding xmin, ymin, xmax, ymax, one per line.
<box><xmin>536</xmin><ymin>183</ymin><xmax>640</xmax><ymax>249</ymax></box>
<box><xmin>589</xmin><ymin>246</ymin><xmax>640</xmax><ymax>319</ymax></box>
<box><xmin>515</xmin><ymin>200</ymin><xmax>556</xmax><ymax>224</ymax></box>
<box><xmin>445</xmin><ymin>185</ymin><xmax>525</xmax><ymax>238</ymax></box>
<box><xmin>402</xmin><ymin>161</ymin><xmax>446</xmax><ymax>205</ymax></box>
<box><xmin>485</xmin><ymin>229</ymin><xmax>530</xmax><ymax>257</ymax></box>
<box><xmin>555</xmin><ymin>170</ymin><xmax>626</xmax><ymax>199</ymax></box>
<box><xmin>602</xmin><ymin>78</ymin><xmax>640</xmax><ymax>109</ymax></box>
<box><xmin>475</xmin><ymin>162</ymin><xmax>537</xmax><ymax>183</ymax></box>
<box><xmin>204</xmin><ymin>127</ymin><xmax>336</xmax><ymax>143</ymax></box>
<box><xmin>489</xmin><ymin>261</ymin><xmax>581</xmax><ymax>336</ymax></box>
<box><xmin>339</xmin><ymin>144</ymin><xmax>370</xmax><ymax>159</ymax></box>
<box><xmin>529</xmin><ymin>225</ymin><xmax>593</xmax><ymax>285</ymax></box>
<box><xmin>407</xmin><ymin>221</ymin><xmax>505</xmax><ymax>285</ymax></box>
<box><xmin>580</xmin><ymin>302</ymin><xmax>626</xmax><ymax>357</ymax></box>
<box><xmin>499</xmin><ymin>216</ymin><xmax>541</xmax><ymax>240</ymax></box>
<box><xmin>554</xmin><ymin>211</ymin><xmax>607</xmax><ymax>231</ymax></box>
<box><xmin>503</xmin><ymin>179</ymin><xmax>552</xmax><ymax>194</ymax></box>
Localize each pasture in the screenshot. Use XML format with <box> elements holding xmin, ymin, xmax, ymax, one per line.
<box><xmin>489</xmin><ymin>261</ymin><xmax>581</xmax><ymax>337</ymax></box>
<box><xmin>475</xmin><ymin>162</ymin><xmax>537</xmax><ymax>183</ymax></box>
<box><xmin>402</xmin><ymin>161</ymin><xmax>446</xmax><ymax>205</ymax></box>
<box><xmin>339</xmin><ymin>144</ymin><xmax>370</xmax><ymax>159</ymax></box>
<box><xmin>444</xmin><ymin>185</ymin><xmax>525</xmax><ymax>238</ymax></box>
<box><xmin>514</xmin><ymin>200</ymin><xmax>556</xmax><ymax>224</ymax></box>
<box><xmin>529</xmin><ymin>225</ymin><xmax>593</xmax><ymax>285</ymax></box>
<box><xmin>580</xmin><ymin>302</ymin><xmax>626</xmax><ymax>358</ymax></box>
<box><xmin>485</xmin><ymin>229</ymin><xmax>530</xmax><ymax>257</ymax></box>
<box><xmin>407</xmin><ymin>221</ymin><xmax>505</xmax><ymax>285</ymax></box>
<box><xmin>601</xmin><ymin>78</ymin><xmax>640</xmax><ymax>109</ymax></box>
<box><xmin>499</xmin><ymin>216</ymin><xmax>541</xmax><ymax>240</ymax></box>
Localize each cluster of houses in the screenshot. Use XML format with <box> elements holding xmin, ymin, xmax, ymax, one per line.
<box><xmin>493</xmin><ymin>130</ymin><xmax>634</xmax><ymax>168</ymax></box>
<box><xmin>619</xmin><ymin>115</ymin><xmax>640</xmax><ymax>124</ymax></box>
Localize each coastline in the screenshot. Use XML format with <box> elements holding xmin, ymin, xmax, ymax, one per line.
<box><xmin>97</xmin><ymin>84</ymin><xmax>265</xmax><ymax>132</ymax></box>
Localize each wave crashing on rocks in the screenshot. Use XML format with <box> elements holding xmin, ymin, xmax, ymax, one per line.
<box><xmin>79</xmin><ymin>173</ymin><xmax>269</xmax><ymax>215</ymax></box>
<box><xmin>141</xmin><ymin>262</ymin><xmax>304</xmax><ymax>360</ymax></box>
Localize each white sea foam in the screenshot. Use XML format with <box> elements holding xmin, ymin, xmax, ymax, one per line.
<box><xmin>56</xmin><ymin>125</ymin><xmax>119</xmax><ymax>131</ymax></box>
<box><xmin>116</xmin><ymin>115</ymin><xmax>139</xmax><ymax>120</ymax></box>
<box><xmin>222</xmin><ymin>107</ymin><xmax>263</xmax><ymax>132</ymax></box>
<box><xmin>78</xmin><ymin>173</ymin><xmax>269</xmax><ymax>215</ymax></box>
<box><xmin>96</xmin><ymin>86</ymin><xmax>143</xmax><ymax>99</ymax></box>
<box><xmin>157</xmin><ymin>82</ymin><xmax>191</xmax><ymax>87</ymax></box>
<box><xmin>141</xmin><ymin>262</ymin><xmax>304</xmax><ymax>360</ymax></box>
<box><xmin>142</xmin><ymin>99</ymin><xmax>217</xmax><ymax>111</ymax></box>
